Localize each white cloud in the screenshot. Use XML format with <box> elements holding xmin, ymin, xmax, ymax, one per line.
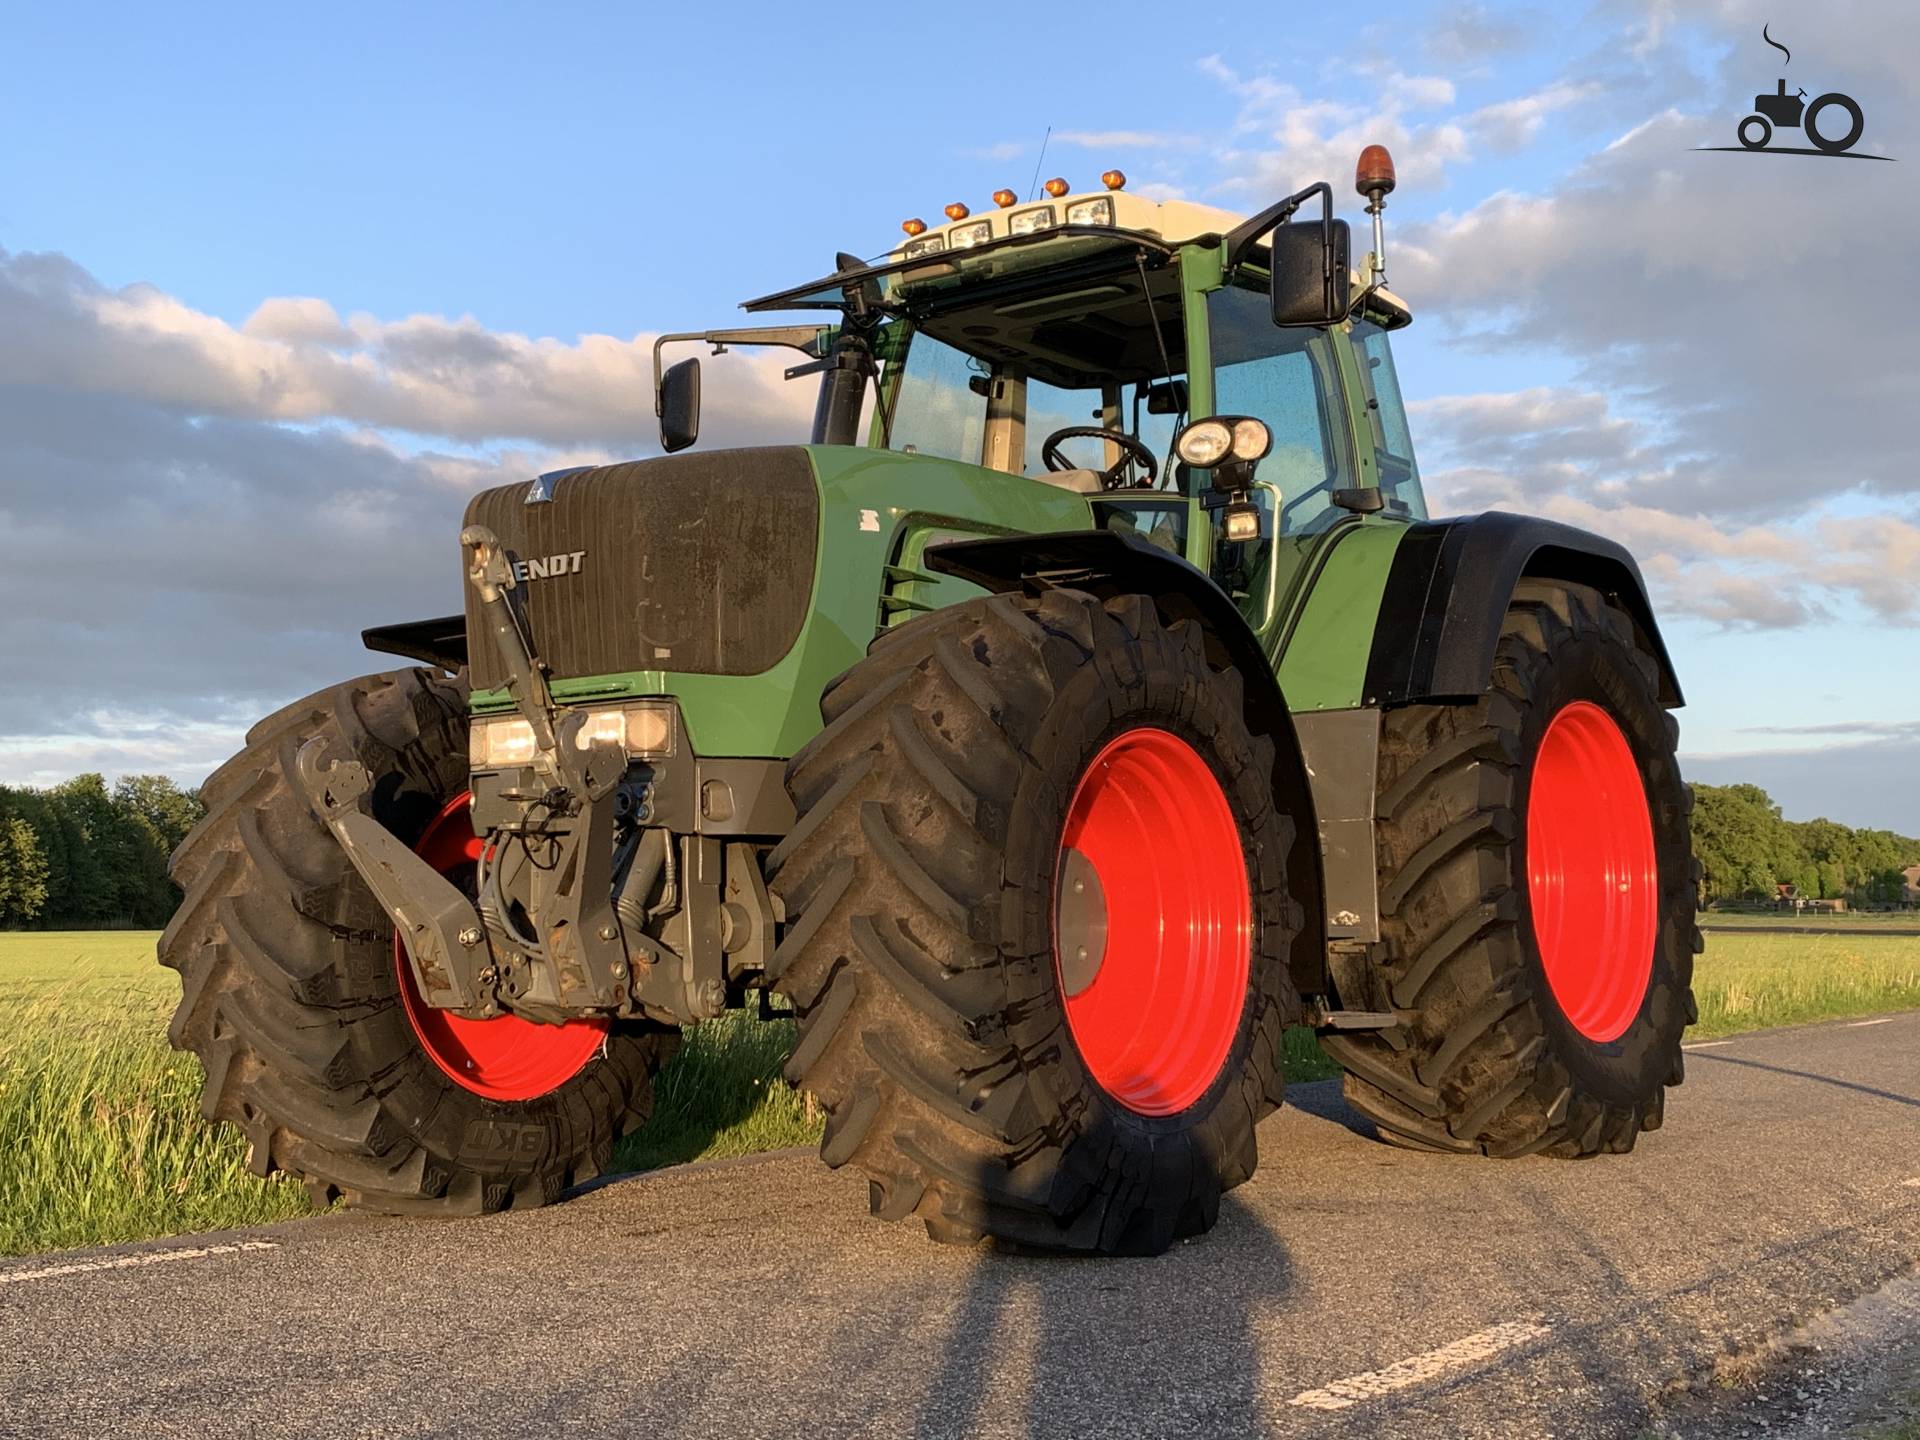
<box><xmin>0</xmin><ymin>248</ymin><xmax>814</xmax><ymax>450</ymax></box>
<box><xmin>1199</xmin><ymin>55</ymin><xmax>1473</xmax><ymax>197</ymax></box>
<box><xmin>1391</xmin><ymin>74</ymin><xmax>1458</xmax><ymax>109</ymax></box>
<box><xmin>1413</xmin><ymin>386</ymin><xmax>1920</xmax><ymax>632</ymax></box>
<box><xmin>0</xmin><ymin>249</ymin><xmax>829</xmax><ymax>787</ymax></box>
<box><xmin>1466</xmin><ymin>81</ymin><xmax>1602</xmax><ymax>150</ymax></box>
<box><xmin>1053</xmin><ymin>130</ymin><xmax>1184</xmax><ymax>150</ymax></box>
<box><xmin>1423</xmin><ymin>4</ymin><xmax>1540</xmax><ymax>68</ymax></box>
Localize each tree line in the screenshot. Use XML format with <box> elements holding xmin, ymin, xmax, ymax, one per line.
<box><xmin>0</xmin><ymin>775</ymin><xmax>204</xmax><ymax>928</ymax></box>
<box><xmin>1692</xmin><ymin>783</ymin><xmax>1918</xmax><ymax>907</ymax></box>
<box><xmin>0</xmin><ymin>772</ymin><xmax>1910</xmax><ymax>927</ymax></box>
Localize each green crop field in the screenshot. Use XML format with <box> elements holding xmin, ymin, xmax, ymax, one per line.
<box><xmin>1698</xmin><ymin>911</ymin><xmax>1920</xmax><ymax>932</ymax></box>
<box><xmin>2</xmin><ymin>925</ymin><xmax>1916</xmax><ymax>1258</ymax></box>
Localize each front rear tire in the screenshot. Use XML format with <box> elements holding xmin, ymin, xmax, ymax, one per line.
<box><xmin>767</xmin><ymin>590</ymin><xmax>1302</xmax><ymax>1255</ymax></box>
<box><xmin>1325</xmin><ymin>580</ymin><xmax>1698</xmax><ymax>1157</ymax></box>
<box><xmin>161</xmin><ymin>669</ymin><xmax>675</xmax><ymax>1213</ymax></box>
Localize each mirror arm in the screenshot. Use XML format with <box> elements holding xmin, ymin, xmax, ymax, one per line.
<box><xmin>1223</xmin><ymin>181</ymin><xmax>1333</xmax><ymax>271</ymax></box>
<box><xmin>651</xmin><ymin>327</ymin><xmax>829</xmax><ymax>416</ymax></box>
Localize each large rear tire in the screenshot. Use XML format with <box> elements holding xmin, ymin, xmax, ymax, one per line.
<box><xmin>161</xmin><ymin>668</ymin><xmax>676</xmax><ymax>1213</ymax></box>
<box><xmin>1324</xmin><ymin>580</ymin><xmax>1698</xmax><ymax>1157</ymax></box>
<box><xmin>767</xmin><ymin>590</ymin><xmax>1301</xmax><ymax>1255</ymax></box>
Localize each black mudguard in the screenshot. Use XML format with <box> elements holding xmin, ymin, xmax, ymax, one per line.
<box><xmin>929</xmin><ymin>529</ymin><xmax>1328</xmax><ymax>995</ymax></box>
<box><xmin>363</xmin><ymin>615</ymin><xmax>467</xmax><ymax>672</ymax></box>
<box><xmin>1362</xmin><ymin>512</ymin><xmax>1684</xmax><ymax>708</ymax></box>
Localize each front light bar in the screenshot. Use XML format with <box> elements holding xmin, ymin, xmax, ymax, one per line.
<box><xmin>470</xmin><ymin>700</ymin><xmax>676</xmax><ymax>770</ymax></box>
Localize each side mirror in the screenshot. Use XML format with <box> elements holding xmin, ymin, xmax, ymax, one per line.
<box><xmin>660</xmin><ymin>357</ymin><xmax>702</xmax><ymax>454</ymax></box>
<box><xmin>1270</xmin><ymin>218</ymin><xmax>1351</xmax><ymax>327</ymax></box>
<box><xmin>1145</xmin><ymin>379</ymin><xmax>1190</xmax><ymax>415</ymax></box>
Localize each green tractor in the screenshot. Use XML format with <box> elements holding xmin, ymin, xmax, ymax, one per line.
<box><xmin>162</xmin><ymin>147</ymin><xmax>1698</xmax><ymax>1255</ymax></box>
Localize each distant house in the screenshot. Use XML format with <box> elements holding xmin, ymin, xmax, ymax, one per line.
<box><xmin>1904</xmin><ymin>865</ymin><xmax>1920</xmax><ymax>906</ymax></box>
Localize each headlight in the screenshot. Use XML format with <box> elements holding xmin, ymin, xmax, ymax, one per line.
<box><xmin>1009</xmin><ymin>205</ymin><xmax>1056</xmax><ymax>236</ymax></box>
<box><xmin>1230</xmin><ymin>417</ymin><xmax>1272</xmax><ymax>462</ymax></box>
<box><xmin>470</xmin><ymin>715</ymin><xmax>538</xmax><ymax>769</ymax></box>
<box><xmin>903</xmin><ymin>234</ymin><xmax>947</xmax><ymax>260</ymax></box>
<box><xmin>579</xmin><ymin>702</ymin><xmax>674</xmax><ymax>758</ymax></box>
<box><xmin>469</xmin><ymin>702</ymin><xmax>676</xmax><ymax>770</ymax></box>
<box><xmin>948</xmin><ymin>220</ymin><xmax>992</xmax><ymax>249</ymax></box>
<box><xmin>1065</xmin><ymin>196</ymin><xmax>1114</xmax><ymax>226</ymax></box>
<box><xmin>1175</xmin><ymin>419</ymin><xmax>1233</xmax><ymax>468</ymax></box>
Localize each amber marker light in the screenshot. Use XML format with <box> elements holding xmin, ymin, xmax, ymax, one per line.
<box><xmin>992</xmin><ymin>188</ymin><xmax>1017</xmax><ymax>209</ymax></box>
<box><xmin>1356</xmin><ymin>143</ymin><xmax>1397</xmax><ymax>197</ymax></box>
<box><xmin>1101</xmin><ymin>169</ymin><xmax>1126</xmax><ymax>190</ymax></box>
<box><xmin>1043</xmin><ymin>176</ymin><xmax>1069</xmax><ymax>197</ymax></box>
<box><xmin>1355</xmin><ymin>143</ymin><xmax>1397</xmax><ymax>287</ymax></box>
<box><xmin>901</xmin><ymin>218</ymin><xmax>928</xmax><ymax>237</ymax></box>
<box><xmin>943</xmin><ymin>201</ymin><xmax>970</xmax><ymax>221</ymax></box>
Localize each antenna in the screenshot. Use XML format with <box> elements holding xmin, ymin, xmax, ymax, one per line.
<box><xmin>1026</xmin><ymin>126</ymin><xmax>1053</xmax><ymax>202</ymax></box>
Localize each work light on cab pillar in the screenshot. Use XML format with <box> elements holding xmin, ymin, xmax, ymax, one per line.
<box><xmin>1356</xmin><ymin>143</ymin><xmax>1396</xmax><ymax>286</ymax></box>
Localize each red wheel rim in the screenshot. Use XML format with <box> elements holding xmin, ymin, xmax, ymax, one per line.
<box><xmin>395</xmin><ymin>793</ymin><xmax>607</xmax><ymax>1101</ymax></box>
<box><xmin>1053</xmin><ymin>729</ymin><xmax>1250</xmax><ymax>1117</ymax></box>
<box><xmin>1526</xmin><ymin>702</ymin><xmax>1658</xmax><ymax>1043</ymax></box>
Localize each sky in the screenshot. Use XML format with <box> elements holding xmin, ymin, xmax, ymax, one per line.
<box><xmin>1</xmin><ymin>0</ymin><xmax>1915</xmax><ymax>831</ymax></box>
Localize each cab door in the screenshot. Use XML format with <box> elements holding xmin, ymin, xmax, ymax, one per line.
<box><xmin>1201</xmin><ymin>277</ymin><xmax>1360</xmax><ymax>636</ymax></box>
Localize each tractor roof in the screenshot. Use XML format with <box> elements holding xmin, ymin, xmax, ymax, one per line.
<box><xmin>742</xmin><ymin>184</ymin><xmax>1409</xmax><ymax>328</ymax></box>
<box><xmin>888</xmin><ymin>188</ymin><xmax>1250</xmax><ymax>260</ymax></box>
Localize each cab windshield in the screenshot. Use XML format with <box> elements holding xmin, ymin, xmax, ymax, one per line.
<box><xmin>871</xmin><ymin>248</ymin><xmax>1189</xmax><ymax>487</ymax></box>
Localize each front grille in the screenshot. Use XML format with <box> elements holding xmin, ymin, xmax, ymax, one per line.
<box><xmin>462</xmin><ymin>448</ymin><xmax>819</xmax><ymax>690</ymax></box>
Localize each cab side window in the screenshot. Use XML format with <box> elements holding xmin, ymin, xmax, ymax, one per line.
<box><xmin>1352</xmin><ymin>320</ymin><xmax>1428</xmax><ymax>520</ymax></box>
<box><xmin>1206</xmin><ymin>284</ymin><xmax>1353</xmax><ymax>534</ymax></box>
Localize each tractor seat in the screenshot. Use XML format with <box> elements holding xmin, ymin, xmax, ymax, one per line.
<box><xmin>1030</xmin><ymin>468</ymin><xmax>1105</xmax><ymax>495</ymax></box>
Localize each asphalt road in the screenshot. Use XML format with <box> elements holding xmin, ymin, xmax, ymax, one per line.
<box><xmin>2</xmin><ymin>1013</ymin><xmax>1916</xmax><ymax>1440</ymax></box>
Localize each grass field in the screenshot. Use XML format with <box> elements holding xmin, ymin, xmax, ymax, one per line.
<box><xmin>1699</xmin><ymin>911</ymin><xmax>1920</xmax><ymax>931</ymax></box>
<box><xmin>3</xmin><ymin>924</ymin><xmax>1916</xmax><ymax>1258</ymax></box>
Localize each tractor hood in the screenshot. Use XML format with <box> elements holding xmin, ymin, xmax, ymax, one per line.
<box><xmin>460</xmin><ymin>447</ymin><xmax>820</xmax><ymax>692</ymax></box>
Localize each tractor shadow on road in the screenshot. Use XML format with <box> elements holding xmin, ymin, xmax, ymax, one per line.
<box><xmin>906</xmin><ymin>1196</ymin><xmax>1297</xmax><ymax>1439</ymax></box>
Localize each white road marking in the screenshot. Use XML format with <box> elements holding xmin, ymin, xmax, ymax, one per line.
<box><xmin>1288</xmin><ymin>1319</ymin><xmax>1553</xmax><ymax>1411</ymax></box>
<box><xmin>1846</xmin><ymin>1017</ymin><xmax>1895</xmax><ymax>1028</ymax></box>
<box><xmin>1684</xmin><ymin>1040</ymin><xmax>1734</xmax><ymax>1049</ymax></box>
<box><xmin>0</xmin><ymin>1240</ymin><xmax>278</xmax><ymax>1287</ymax></box>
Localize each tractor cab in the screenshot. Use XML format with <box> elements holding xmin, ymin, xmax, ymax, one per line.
<box><xmin>661</xmin><ymin>169</ymin><xmax>1428</xmax><ymax>633</ymax></box>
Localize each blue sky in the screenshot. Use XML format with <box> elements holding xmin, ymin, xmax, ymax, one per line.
<box><xmin>2</xmin><ymin>0</ymin><xmax>1916</xmax><ymax>829</ymax></box>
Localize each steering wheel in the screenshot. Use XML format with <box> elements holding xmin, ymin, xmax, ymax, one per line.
<box><xmin>1040</xmin><ymin>426</ymin><xmax>1158</xmax><ymax>491</ymax></box>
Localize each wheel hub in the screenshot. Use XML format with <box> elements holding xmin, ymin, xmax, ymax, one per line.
<box><xmin>1054</xmin><ymin>847</ymin><xmax>1109</xmax><ymax>996</ymax></box>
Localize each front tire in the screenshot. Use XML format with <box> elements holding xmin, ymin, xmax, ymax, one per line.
<box><xmin>161</xmin><ymin>668</ymin><xmax>676</xmax><ymax>1213</ymax></box>
<box><xmin>1324</xmin><ymin>580</ymin><xmax>1698</xmax><ymax>1157</ymax></box>
<box><xmin>767</xmin><ymin>590</ymin><xmax>1301</xmax><ymax>1255</ymax></box>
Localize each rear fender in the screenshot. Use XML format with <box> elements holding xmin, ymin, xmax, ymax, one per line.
<box><xmin>363</xmin><ymin>616</ymin><xmax>467</xmax><ymax>672</ymax></box>
<box><xmin>929</xmin><ymin>530</ymin><xmax>1330</xmax><ymax>997</ymax></box>
<box><xmin>1361</xmin><ymin>513</ymin><xmax>1684</xmax><ymax>708</ymax></box>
